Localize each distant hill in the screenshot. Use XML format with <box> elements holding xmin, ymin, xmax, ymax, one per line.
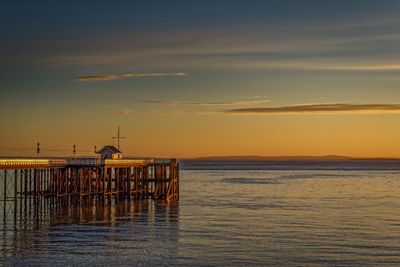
<box><xmin>184</xmin><ymin>155</ymin><xmax>400</xmax><ymax>162</ymax></box>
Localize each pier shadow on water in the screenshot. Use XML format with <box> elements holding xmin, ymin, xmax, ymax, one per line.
<box><xmin>0</xmin><ymin>197</ymin><xmax>179</xmax><ymax>266</ymax></box>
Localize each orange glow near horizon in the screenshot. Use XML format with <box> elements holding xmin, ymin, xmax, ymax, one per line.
<box><xmin>2</xmin><ymin>112</ymin><xmax>400</xmax><ymax>158</ymax></box>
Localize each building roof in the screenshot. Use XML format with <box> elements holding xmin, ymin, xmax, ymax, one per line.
<box><xmin>96</xmin><ymin>145</ymin><xmax>122</xmax><ymax>154</ymax></box>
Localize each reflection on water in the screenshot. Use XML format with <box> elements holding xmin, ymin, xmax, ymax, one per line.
<box><xmin>1</xmin><ymin>198</ymin><xmax>179</xmax><ymax>266</ymax></box>
<box><xmin>2</xmin><ymin>162</ymin><xmax>400</xmax><ymax>266</ymax></box>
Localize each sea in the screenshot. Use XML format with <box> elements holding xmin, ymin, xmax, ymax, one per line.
<box><xmin>1</xmin><ymin>160</ymin><xmax>400</xmax><ymax>266</ymax></box>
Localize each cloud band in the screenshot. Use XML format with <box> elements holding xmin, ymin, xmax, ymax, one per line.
<box><xmin>77</xmin><ymin>72</ymin><xmax>187</xmax><ymax>81</ymax></box>
<box><xmin>225</xmin><ymin>103</ymin><xmax>400</xmax><ymax>114</ymax></box>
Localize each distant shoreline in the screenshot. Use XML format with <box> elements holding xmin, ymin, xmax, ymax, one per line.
<box><xmin>181</xmin><ymin>155</ymin><xmax>400</xmax><ymax>162</ymax></box>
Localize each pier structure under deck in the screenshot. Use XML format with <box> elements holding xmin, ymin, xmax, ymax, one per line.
<box><xmin>0</xmin><ymin>157</ymin><xmax>179</xmax><ymax>219</ymax></box>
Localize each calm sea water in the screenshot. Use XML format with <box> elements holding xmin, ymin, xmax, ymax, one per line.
<box><xmin>2</xmin><ymin>161</ymin><xmax>400</xmax><ymax>266</ymax></box>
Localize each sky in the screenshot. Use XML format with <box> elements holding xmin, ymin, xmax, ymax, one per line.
<box><xmin>2</xmin><ymin>0</ymin><xmax>400</xmax><ymax>158</ymax></box>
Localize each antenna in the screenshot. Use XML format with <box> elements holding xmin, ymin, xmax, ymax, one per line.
<box><xmin>112</xmin><ymin>126</ymin><xmax>126</xmax><ymax>150</ymax></box>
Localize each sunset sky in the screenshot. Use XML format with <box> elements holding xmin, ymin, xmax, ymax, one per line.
<box><xmin>2</xmin><ymin>1</ymin><xmax>400</xmax><ymax>158</ymax></box>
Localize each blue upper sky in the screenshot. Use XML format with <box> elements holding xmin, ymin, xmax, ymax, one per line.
<box><xmin>2</xmin><ymin>1</ymin><xmax>398</xmax><ymax>46</ymax></box>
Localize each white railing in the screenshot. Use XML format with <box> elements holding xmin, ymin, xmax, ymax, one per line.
<box><xmin>105</xmin><ymin>159</ymin><xmax>155</xmax><ymax>166</ymax></box>
<box><xmin>67</xmin><ymin>158</ymin><xmax>102</xmax><ymax>166</ymax></box>
<box><xmin>154</xmin><ymin>158</ymin><xmax>175</xmax><ymax>164</ymax></box>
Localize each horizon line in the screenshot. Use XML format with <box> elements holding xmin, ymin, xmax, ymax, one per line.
<box><xmin>2</xmin><ymin>154</ymin><xmax>400</xmax><ymax>161</ymax></box>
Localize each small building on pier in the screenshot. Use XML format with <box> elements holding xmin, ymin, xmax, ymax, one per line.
<box><xmin>96</xmin><ymin>145</ymin><xmax>122</xmax><ymax>160</ymax></box>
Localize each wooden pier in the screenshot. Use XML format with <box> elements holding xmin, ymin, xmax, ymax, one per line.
<box><xmin>0</xmin><ymin>157</ymin><xmax>179</xmax><ymax>219</ymax></box>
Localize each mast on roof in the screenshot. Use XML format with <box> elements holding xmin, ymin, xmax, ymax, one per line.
<box><xmin>112</xmin><ymin>127</ymin><xmax>126</xmax><ymax>150</ymax></box>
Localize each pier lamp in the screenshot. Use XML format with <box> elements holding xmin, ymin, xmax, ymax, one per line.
<box><xmin>36</xmin><ymin>142</ymin><xmax>40</xmax><ymax>157</ymax></box>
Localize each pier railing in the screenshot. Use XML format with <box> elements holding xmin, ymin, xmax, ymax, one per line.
<box><xmin>0</xmin><ymin>158</ymin><xmax>176</xmax><ymax>169</ymax></box>
<box><xmin>0</xmin><ymin>159</ymin><xmax>67</xmax><ymax>169</ymax></box>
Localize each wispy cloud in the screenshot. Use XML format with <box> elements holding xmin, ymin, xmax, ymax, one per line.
<box><xmin>225</xmin><ymin>103</ymin><xmax>400</xmax><ymax>114</ymax></box>
<box><xmin>76</xmin><ymin>72</ymin><xmax>187</xmax><ymax>81</ymax></box>
<box><xmin>236</xmin><ymin>62</ymin><xmax>400</xmax><ymax>72</ymax></box>
<box><xmin>118</xmin><ymin>110</ymin><xmax>135</xmax><ymax>116</ymax></box>
<box><xmin>36</xmin><ymin>18</ymin><xmax>400</xmax><ymax>72</ymax></box>
<box><xmin>140</xmin><ymin>97</ymin><xmax>270</xmax><ymax>106</ymax></box>
<box><xmin>77</xmin><ymin>75</ymin><xmax>119</xmax><ymax>81</ymax></box>
<box><xmin>8</xmin><ymin>11</ymin><xmax>400</xmax><ymax>74</ymax></box>
<box><xmin>314</xmin><ymin>64</ymin><xmax>400</xmax><ymax>72</ymax></box>
<box><xmin>117</xmin><ymin>109</ymin><xmax>219</xmax><ymax>116</ymax></box>
<box><xmin>119</xmin><ymin>103</ymin><xmax>400</xmax><ymax>116</ymax></box>
<box><xmin>118</xmin><ymin>97</ymin><xmax>270</xmax><ymax>116</ymax></box>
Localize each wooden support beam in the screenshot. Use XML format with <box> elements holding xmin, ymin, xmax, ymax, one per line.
<box><xmin>3</xmin><ymin>170</ymin><xmax>7</xmax><ymax>218</ymax></box>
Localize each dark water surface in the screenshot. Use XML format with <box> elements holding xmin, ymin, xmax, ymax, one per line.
<box><xmin>2</xmin><ymin>161</ymin><xmax>400</xmax><ymax>266</ymax></box>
